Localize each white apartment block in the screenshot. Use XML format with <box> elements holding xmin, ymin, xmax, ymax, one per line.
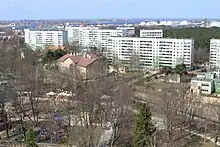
<box><xmin>78</xmin><ymin>27</ymin><xmax>135</xmax><ymax>48</ymax></box>
<box><xmin>210</xmin><ymin>39</ymin><xmax>220</xmax><ymax>68</ymax></box>
<box><xmin>24</xmin><ymin>29</ymin><xmax>68</xmax><ymax>50</ymax></box>
<box><xmin>107</xmin><ymin>37</ymin><xmax>194</xmax><ymax>69</ymax></box>
<box><xmin>65</xmin><ymin>26</ymin><xmax>99</xmax><ymax>44</ymax></box>
<box><xmin>65</xmin><ymin>27</ymin><xmax>80</xmax><ymax>44</ymax></box>
<box><xmin>116</xmin><ymin>27</ymin><xmax>135</xmax><ymax>36</ymax></box>
<box><xmin>140</xmin><ymin>29</ymin><xmax>163</xmax><ymax>38</ymax></box>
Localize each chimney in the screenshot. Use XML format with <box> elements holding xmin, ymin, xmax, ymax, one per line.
<box><xmin>83</xmin><ymin>53</ymin><xmax>87</xmax><ymax>58</ymax></box>
<box><xmin>73</xmin><ymin>52</ymin><xmax>76</xmax><ymax>56</ymax></box>
<box><xmin>88</xmin><ymin>55</ymin><xmax>92</xmax><ymax>60</ymax></box>
<box><xmin>70</xmin><ymin>53</ymin><xmax>73</xmax><ymax>56</ymax></box>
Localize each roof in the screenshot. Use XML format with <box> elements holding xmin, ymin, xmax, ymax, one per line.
<box><xmin>191</xmin><ymin>77</ymin><xmax>213</xmax><ymax>82</ymax></box>
<box><xmin>59</xmin><ymin>53</ymin><xmax>100</xmax><ymax>67</ymax></box>
<box><xmin>69</xmin><ymin>55</ymin><xmax>82</xmax><ymax>63</ymax></box>
<box><xmin>58</xmin><ymin>53</ymin><xmax>70</xmax><ymax>62</ymax></box>
<box><xmin>48</xmin><ymin>46</ymin><xmax>66</xmax><ymax>50</ymax></box>
<box><xmin>77</xmin><ymin>56</ymin><xmax>99</xmax><ymax>67</ymax></box>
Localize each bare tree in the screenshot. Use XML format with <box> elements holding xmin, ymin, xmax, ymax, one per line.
<box><xmin>96</xmin><ymin>76</ymin><xmax>134</xmax><ymax>147</ymax></box>
<box><xmin>214</xmin><ymin>104</ymin><xmax>220</xmax><ymax>146</ymax></box>
<box><xmin>153</xmin><ymin>84</ymin><xmax>200</xmax><ymax>147</ymax></box>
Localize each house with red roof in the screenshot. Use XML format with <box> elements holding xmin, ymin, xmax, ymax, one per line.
<box><xmin>58</xmin><ymin>53</ymin><xmax>105</xmax><ymax>79</ymax></box>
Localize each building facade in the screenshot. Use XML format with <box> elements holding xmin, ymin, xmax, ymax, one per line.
<box><xmin>24</xmin><ymin>29</ymin><xmax>68</xmax><ymax>50</ymax></box>
<box><xmin>78</xmin><ymin>28</ymin><xmax>135</xmax><ymax>48</ymax></box>
<box><xmin>116</xmin><ymin>27</ymin><xmax>135</xmax><ymax>36</ymax></box>
<box><xmin>65</xmin><ymin>27</ymin><xmax>80</xmax><ymax>44</ymax></box>
<box><xmin>58</xmin><ymin>53</ymin><xmax>105</xmax><ymax>79</ymax></box>
<box><xmin>107</xmin><ymin>37</ymin><xmax>194</xmax><ymax>69</ymax></box>
<box><xmin>65</xmin><ymin>26</ymin><xmax>99</xmax><ymax>44</ymax></box>
<box><xmin>210</xmin><ymin>39</ymin><xmax>220</xmax><ymax>68</ymax></box>
<box><xmin>140</xmin><ymin>29</ymin><xmax>163</xmax><ymax>38</ymax></box>
<box><xmin>191</xmin><ymin>73</ymin><xmax>215</xmax><ymax>95</ymax></box>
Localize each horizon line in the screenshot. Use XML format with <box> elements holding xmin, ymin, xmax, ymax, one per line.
<box><xmin>0</xmin><ymin>17</ymin><xmax>219</xmax><ymax>21</ymax></box>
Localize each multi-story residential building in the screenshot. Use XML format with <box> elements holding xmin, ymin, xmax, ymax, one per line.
<box><xmin>65</xmin><ymin>27</ymin><xmax>80</xmax><ymax>44</ymax></box>
<box><xmin>116</xmin><ymin>27</ymin><xmax>135</xmax><ymax>36</ymax></box>
<box><xmin>78</xmin><ymin>27</ymin><xmax>135</xmax><ymax>49</ymax></box>
<box><xmin>210</xmin><ymin>39</ymin><xmax>220</xmax><ymax>68</ymax></box>
<box><xmin>24</xmin><ymin>29</ymin><xmax>68</xmax><ymax>50</ymax></box>
<box><xmin>65</xmin><ymin>26</ymin><xmax>99</xmax><ymax>44</ymax></box>
<box><xmin>140</xmin><ymin>29</ymin><xmax>163</xmax><ymax>38</ymax></box>
<box><xmin>107</xmin><ymin>37</ymin><xmax>194</xmax><ymax>69</ymax></box>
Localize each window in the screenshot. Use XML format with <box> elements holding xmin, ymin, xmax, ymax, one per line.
<box><xmin>201</xmin><ymin>89</ymin><xmax>208</xmax><ymax>92</ymax></box>
<box><xmin>201</xmin><ymin>84</ymin><xmax>209</xmax><ymax>87</ymax></box>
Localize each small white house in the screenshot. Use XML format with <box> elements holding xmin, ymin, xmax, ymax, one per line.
<box><xmin>190</xmin><ymin>73</ymin><xmax>215</xmax><ymax>95</ymax></box>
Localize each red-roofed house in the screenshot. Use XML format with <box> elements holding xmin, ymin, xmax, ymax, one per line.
<box><xmin>58</xmin><ymin>53</ymin><xmax>105</xmax><ymax>79</ymax></box>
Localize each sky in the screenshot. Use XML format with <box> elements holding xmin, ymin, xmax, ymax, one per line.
<box><xmin>1</xmin><ymin>0</ymin><xmax>219</xmax><ymax>20</ymax></box>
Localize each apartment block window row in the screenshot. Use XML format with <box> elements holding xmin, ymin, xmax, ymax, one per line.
<box><xmin>107</xmin><ymin>37</ymin><xmax>194</xmax><ymax>69</ymax></box>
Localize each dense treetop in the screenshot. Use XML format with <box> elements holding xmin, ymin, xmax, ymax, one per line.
<box><xmin>135</xmin><ymin>27</ymin><xmax>220</xmax><ymax>50</ymax></box>
<box><xmin>164</xmin><ymin>28</ymin><xmax>220</xmax><ymax>49</ymax></box>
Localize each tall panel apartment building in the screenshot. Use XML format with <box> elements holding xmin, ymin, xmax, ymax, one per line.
<box><xmin>107</xmin><ymin>37</ymin><xmax>194</xmax><ymax>69</ymax></box>
<box><xmin>140</xmin><ymin>29</ymin><xmax>163</xmax><ymax>38</ymax></box>
<box><xmin>78</xmin><ymin>27</ymin><xmax>135</xmax><ymax>48</ymax></box>
<box><xmin>65</xmin><ymin>26</ymin><xmax>99</xmax><ymax>44</ymax></box>
<box><xmin>210</xmin><ymin>39</ymin><xmax>220</xmax><ymax>67</ymax></box>
<box><xmin>116</xmin><ymin>27</ymin><xmax>135</xmax><ymax>36</ymax></box>
<box><xmin>24</xmin><ymin>29</ymin><xmax>68</xmax><ymax>50</ymax></box>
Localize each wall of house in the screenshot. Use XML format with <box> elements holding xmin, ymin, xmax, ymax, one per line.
<box><xmin>63</xmin><ymin>58</ymin><xmax>74</xmax><ymax>66</ymax></box>
<box><xmin>191</xmin><ymin>79</ymin><xmax>214</xmax><ymax>95</ymax></box>
<box><xmin>58</xmin><ymin>57</ymin><xmax>105</xmax><ymax>79</ymax></box>
<box><xmin>77</xmin><ymin>66</ymin><xmax>87</xmax><ymax>79</ymax></box>
<box><xmin>87</xmin><ymin>59</ymin><xmax>102</xmax><ymax>79</ymax></box>
<box><xmin>58</xmin><ymin>58</ymin><xmax>74</xmax><ymax>72</ymax></box>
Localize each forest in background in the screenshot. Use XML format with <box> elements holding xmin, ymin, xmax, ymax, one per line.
<box><xmin>135</xmin><ymin>27</ymin><xmax>220</xmax><ymax>63</ymax></box>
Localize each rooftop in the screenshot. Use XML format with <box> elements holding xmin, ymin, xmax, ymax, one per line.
<box><xmin>25</xmin><ymin>28</ymin><xmax>65</xmax><ymax>31</ymax></box>
<box><xmin>58</xmin><ymin>53</ymin><xmax>100</xmax><ymax>67</ymax></box>
<box><xmin>191</xmin><ymin>77</ymin><xmax>213</xmax><ymax>82</ymax></box>
<box><xmin>47</xmin><ymin>46</ymin><xmax>66</xmax><ymax>50</ymax></box>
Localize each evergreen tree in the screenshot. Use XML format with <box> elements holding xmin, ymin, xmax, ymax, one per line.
<box><xmin>133</xmin><ymin>104</ymin><xmax>155</xmax><ymax>147</ymax></box>
<box><xmin>26</xmin><ymin>128</ymin><xmax>38</xmax><ymax>147</ymax></box>
<box><xmin>175</xmin><ymin>63</ymin><xmax>186</xmax><ymax>76</ymax></box>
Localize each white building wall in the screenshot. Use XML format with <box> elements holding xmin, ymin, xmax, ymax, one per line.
<box><xmin>140</xmin><ymin>29</ymin><xmax>163</xmax><ymax>38</ymax></box>
<box><xmin>191</xmin><ymin>78</ymin><xmax>214</xmax><ymax>95</ymax></box>
<box><xmin>116</xmin><ymin>27</ymin><xmax>135</xmax><ymax>36</ymax></box>
<box><xmin>107</xmin><ymin>37</ymin><xmax>194</xmax><ymax>69</ymax></box>
<box><xmin>65</xmin><ymin>26</ymin><xmax>99</xmax><ymax>44</ymax></box>
<box><xmin>24</xmin><ymin>29</ymin><xmax>68</xmax><ymax>50</ymax></box>
<box><xmin>78</xmin><ymin>28</ymin><xmax>134</xmax><ymax>48</ymax></box>
<box><xmin>210</xmin><ymin>39</ymin><xmax>220</xmax><ymax>68</ymax></box>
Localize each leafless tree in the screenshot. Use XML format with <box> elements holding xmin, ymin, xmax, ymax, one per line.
<box><xmin>213</xmin><ymin>104</ymin><xmax>220</xmax><ymax>146</ymax></box>
<box><xmin>95</xmin><ymin>76</ymin><xmax>134</xmax><ymax>147</ymax></box>
<box><xmin>153</xmin><ymin>84</ymin><xmax>200</xmax><ymax>147</ymax></box>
